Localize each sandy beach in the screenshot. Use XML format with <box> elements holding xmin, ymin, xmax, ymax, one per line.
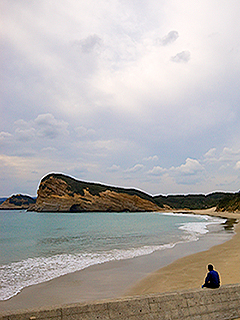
<box><xmin>0</xmin><ymin>208</ymin><xmax>239</xmax><ymax>313</ymax></box>
<box><xmin>126</xmin><ymin>208</ymin><xmax>240</xmax><ymax>296</ymax></box>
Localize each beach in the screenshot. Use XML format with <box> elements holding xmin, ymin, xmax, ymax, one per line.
<box><xmin>0</xmin><ymin>208</ymin><xmax>239</xmax><ymax>313</ymax></box>
<box><xmin>126</xmin><ymin>208</ymin><xmax>240</xmax><ymax>296</ymax></box>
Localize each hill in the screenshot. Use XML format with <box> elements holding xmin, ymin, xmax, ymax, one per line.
<box><xmin>0</xmin><ymin>194</ymin><xmax>36</xmax><ymax>210</ymax></box>
<box><xmin>153</xmin><ymin>192</ymin><xmax>230</xmax><ymax>210</ymax></box>
<box><xmin>1</xmin><ymin>173</ymin><xmax>239</xmax><ymax>212</ymax></box>
<box><xmin>0</xmin><ymin>197</ymin><xmax>7</xmax><ymax>205</ymax></box>
<box><xmin>216</xmin><ymin>191</ymin><xmax>240</xmax><ymax>212</ymax></box>
<box><xmin>30</xmin><ymin>173</ymin><xmax>164</xmax><ymax>212</ymax></box>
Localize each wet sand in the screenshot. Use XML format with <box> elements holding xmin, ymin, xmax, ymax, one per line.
<box><xmin>126</xmin><ymin>208</ymin><xmax>240</xmax><ymax>296</ymax></box>
<box><xmin>0</xmin><ymin>208</ymin><xmax>239</xmax><ymax>313</ymax></box>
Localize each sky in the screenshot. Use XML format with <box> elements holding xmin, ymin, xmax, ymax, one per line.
<box><xmin>1</xmin><ymin>0</ymin><xmax>240</xmax><ymax>197</ymax></box>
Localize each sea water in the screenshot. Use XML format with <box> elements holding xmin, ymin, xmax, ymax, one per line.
<box><xmin>0</xmin><ymin>210</ymin><xmax>227</xmax><ymax>300</ymax></box>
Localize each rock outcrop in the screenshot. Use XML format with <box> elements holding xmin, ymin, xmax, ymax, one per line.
<box><xmin>30</xmin><ymin>173</ymin><xmax>165</xmax><ymax>212</ymax></box>
<box><xmin>0</xmin><ymin>194</ymin><xmax>36</xmax><ymax>210</ymax></box>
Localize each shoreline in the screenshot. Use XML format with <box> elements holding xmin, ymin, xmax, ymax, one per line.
<box><xmin>0</xmin><ymin>208</ymin><xmax>239</xmax><ymax>313</ymax></box>
<box><xmin>126</xmin><ymin>208</ymin><xmax>240</xmax><ymax>297</ymax></box>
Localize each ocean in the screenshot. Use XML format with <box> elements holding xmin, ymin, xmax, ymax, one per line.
<box><xmin>0</xmin><ymin>209</ymin><xmax>227</xmax><ymax>301</ymax></box>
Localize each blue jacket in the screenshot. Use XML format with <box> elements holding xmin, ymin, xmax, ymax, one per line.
<box><xmin>204</xmin><ymin>270</ymin><xmax>220</xmax><ymax>287</ymax></box>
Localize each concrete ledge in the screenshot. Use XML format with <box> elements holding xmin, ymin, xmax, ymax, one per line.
<box><xmin>1</xmin><ymin>284</ymin><xmax>240</xmax><ymax>320</ymax></box>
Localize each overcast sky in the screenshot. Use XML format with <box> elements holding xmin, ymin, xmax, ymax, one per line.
<box><xmin>1</xmin><ymin>0</ymin><xmax>240</xmax><ymax>197</ymax></box>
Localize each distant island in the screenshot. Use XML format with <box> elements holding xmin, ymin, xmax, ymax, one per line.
<box><xmin>0</xmin><ymin>173</ymin><xmax>239</xmax><ymax>212</ymax></box>
<box><xmin>0</xmin><ymin>194</ymin><xmax>36</xmax><ymax>210</ymax></box>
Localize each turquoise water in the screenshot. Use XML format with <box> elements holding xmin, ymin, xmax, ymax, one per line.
<box><xmin>0</xmin><ymin>210</ymin><xmax>225</xmax><ymax>300</ymax></box>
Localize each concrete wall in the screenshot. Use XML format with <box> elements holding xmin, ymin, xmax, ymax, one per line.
<box><xmin>1</xmin><ymin>284</ymin><xmax>240</xmax><ymax>320</ymax></box>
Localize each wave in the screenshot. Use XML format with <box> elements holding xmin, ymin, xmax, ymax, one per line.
<box><xmin>0</xmin><ymin>243</ymin><xmax>178</xmax><ymax>301</ymax></box>
<box><xmin>178</xmin><ymin>215</ymin><xmax>226</xmax><ymax>237</ymax></box>
<box><xmin>161</xmin><ymin>212</ymin><xmax>225</xmax><ymax>237</ymax></box>
<box><xmin>0</xmin><ymin>213</ymin><xmax>225</xmax><ymax>301</ymax></box>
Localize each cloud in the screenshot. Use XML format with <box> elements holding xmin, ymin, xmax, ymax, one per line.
<box><xmin>0</xmin><ymin>154</ymin><xmax>43</xmax><ymax>195</ymax></box>
<box><xmin>75</xmin><ymin>126</ymin><xmax>96</xmax><ymax>138</ymax></box>
<box><xmin>204</xmin><ymin>148</ymin><xmax>217</xmax><ymax>159</ymax></box>
<box><xmin>235</xmin><ymin>161</ymin><xmax>240</xmax><ymax>170</ymax></box>
<box><xmin>34</xmin><ymin>114</ymin><xmax>69</xmax><ymax>139</ymax></box>
<box><xmin>221</xmin><ymin>147</ymin><xmax>240</xmax><ymax>159</ymax></box>
<box><xmin>15</xmin><ymin>128</ymin><xmax>36</xmax><ymax>142</ymax></box>
<box><xmin>147</xmin><ymin>166</ymin><xmax>166</xmax><ymax>176</ymax></box>
<box><xmin>0</xmin><ymin>132</ymin><xmax>12</xmax><ymax>141</ymax></box>
<box><xmin>9</xmin><ymin>114</ymin><xmax>69</xmax><ymax>146</ymax></box>
<box><xmin>125</xmin><ymin>164</ymin><xmax>144</xmax><ymax>173</ymax></box>
<box><xmin>1</xmin><ymin>1</ymin><xmax>240</xmax><ymax>195</ymax></box>
<box><xmin>204</xmin><ymin>147</ymin><xmax>240</xmax><ymax>164</ymax></box>
<box><xmin>157</xmin><ymin>31</ymin><xmax>179</xmax><ymax>46</ymax></box>
<box><xmin>107</xmin><ymin>164</ymin><xmax>121</xmax><ymax>172</ymax></box>
<box><xmin>172</xmin><ymin>158</ymin><xmax>204</xmax><ymax>175</ymax></box>
<box><xmin>143</xmin><ymin>155</ymin><xmax>159</xmax><ymax>162</ymax></box>
<box><xmin>167</xmin><ymin>158</ymin><xmax>205</xmax><ymax>185</ymax></box>
<box><xmin>171</xmin><ymin>51</ymin><xmax>191</xmax><ymax>63</ymax></box>
<box><xmin>73</xmin><ymin>34</ymin><xmax>102</xmax><ymax>53</ymax></box>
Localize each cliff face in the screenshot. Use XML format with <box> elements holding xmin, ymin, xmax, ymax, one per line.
<box><xmin>0</xmin><ymin>194</ymin><xmax>36</xmax><ymax>210</ymax></box>
<box><xmin>31</xmin><ymin>173</ymin><xmax>164</xmax><ymax>212</ymax></box>
<box><xmin>2</xmin><ymin>173</ymin><xmax>239</xmax><ymax>212</ymax></box>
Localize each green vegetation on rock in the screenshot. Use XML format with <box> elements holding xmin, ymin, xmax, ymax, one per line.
<box><xmin>42</xmin><ymin>173</ymin><xmax>163</xmax><ymax>207</ymax></box>
<box><xmin>1</xmin><ymin>173</ymin><xmax>240</xmax><ymax>212</ymax></box>
<box><xmin>154</xmin><ymin>193</ymin><xmax>230</xmax><ymax>210</ymax></box>
<box><xmin>0</xmin><ymin>194</ymin><xmax>36</xmax><ymax>209</ymax></box>
<box><xmin>216</xmin><ymin>191</ymin><xmax>240</xmax><ymax>212</ymax></box>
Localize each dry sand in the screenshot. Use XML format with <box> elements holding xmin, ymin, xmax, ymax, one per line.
<box><xmin>0</xmin><ymin>208</ymin><xmax>239</xmax><ymax>313</ymax></box>
<box><xmin>126</xmin><ymin>208</ymin><xmax>240</xmax><ymax>296</ymax></box>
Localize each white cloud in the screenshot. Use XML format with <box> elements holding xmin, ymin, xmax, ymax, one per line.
<box><xmin>235</xmin><ymin>161</ymin><xmax>240</xmax><ymax>170</ymax></box>
<box><xmin>147</xmin><ymin>166</ymin><xmax>166</xmax><ymax>176</ymax></box>
<box><xmin>143</xmin><ymin>155</ymin><xmax>159</xmax><ymax>162</ymax></box>
<box><xmin>221</xmin><ymin>147</ymin><xmax>240</xmax><ymax>158</ymax></box>
<box><xmin>172</xmin><ymin>158</ymin><xmax>204</xmax><ymax>175</ymax></box>
<box><xmin>125</xmin><ymin>164</ymin><xmax>144</xmax><ymax>173</ymax></box>
<box><xmin>204</xmin><ymin>147</ymin><xmax>240</xmax><ymax>165</ymax></box>
<box><xmin>0</xmin><ymin>132</ymin><xmax>12</xmax><ymax>141</ymax></box>
<box><xmin>75</xmin><ymin>126</ymin><xmax>96</xmax><ymax>138</ymax></box>
<box><xmin>15</xmin><ymin>128</ymin><xmax>36</xmax><ymax>142</ymax></box>
<box><xmin>204</xmin><ymin>148</ymin><xmax>217</xmax><ymax>159</ymax></box>
<box><xmin>167</xmin><ymin>158</ymin><xmax>205</xmax><ymax>186</ymax></box>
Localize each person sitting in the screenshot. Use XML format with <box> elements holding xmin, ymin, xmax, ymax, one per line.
<box><xmin>202</xmin><ymin>264</ymin><xmax>220</xmax><ymax>288</ymax></box>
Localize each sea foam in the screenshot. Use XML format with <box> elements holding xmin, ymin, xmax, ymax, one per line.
<box><xmin>0</xmin><ymin>243</ymin><xmax>177</xmax><ymax>300</ymax></box>
<box><xmin>0</xmin><ymin>213</ymin><xmax>225</xmax><ymax>301</ymax></box>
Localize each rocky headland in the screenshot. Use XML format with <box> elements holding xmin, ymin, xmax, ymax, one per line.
<box><xmin>1</xmin><ymin>173</ymin><xmax>240</xmax><ymax>212</ymax></box>
<box><xmin>0</xmin><ymin>194</ymin><xmax>36</xmax><ymax>210</ymax></box>
<box><xmin>29</xmin><ymin>173</ymin><xmax>165</xmax><ymax>212</ymax></box>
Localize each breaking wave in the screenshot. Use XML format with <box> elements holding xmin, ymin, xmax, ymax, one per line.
<box><xmin>0</xmin><ymin>213</ymin><xmax>225</xmax><ymax>301</ymax></box>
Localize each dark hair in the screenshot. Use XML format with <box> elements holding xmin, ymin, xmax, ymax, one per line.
<box><xmin>208</xmin><ymin>264</ymin><xmax>214</xmax><ymax>271</ymax></box>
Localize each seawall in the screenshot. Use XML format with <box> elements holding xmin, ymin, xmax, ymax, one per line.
<box><xmin>1</xmin><ymin>284</ymin><xmax>240</xmax><ymax>320</ymax></box>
